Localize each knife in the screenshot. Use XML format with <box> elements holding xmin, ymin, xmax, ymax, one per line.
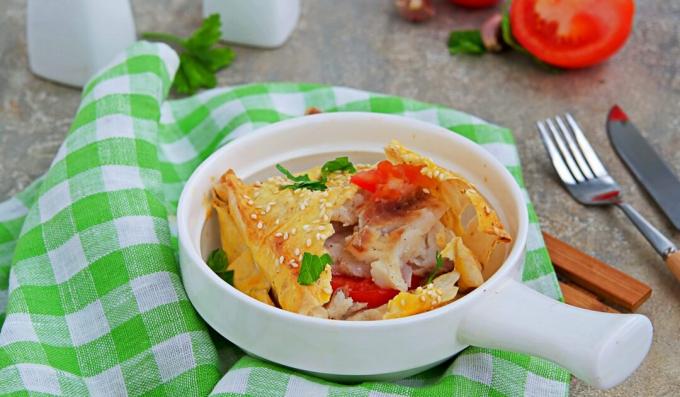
<box><xmin>607</xmin><ymin>105</ymin><xmax>680</xmax><ymax>230</ymax></box>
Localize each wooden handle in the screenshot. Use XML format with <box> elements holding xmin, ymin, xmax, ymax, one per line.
<box><xmin>559</xmin><ymin>281</ymin><xmax>619</xmax><ymax>313</ymax></box>
<box><xmin>544</xmin><ymin>232</ymin><xmax>652</xmax><ymax>311</ymax></box>
<box><xmin>666</xmin><ymin>251</ymin><xmax>680</xmax><ymax>281</ymax></box>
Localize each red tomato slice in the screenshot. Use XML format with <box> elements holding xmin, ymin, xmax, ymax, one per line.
<box><xmin>350</xmin><ymin>161</ymin><xmax>433</xmax><ymax>201</ymax></box>
<box><xmin>349</xmin><ymin>168</ymin><xmax>379</xmax><ymax>192</ymax></box>
<box><xmin>448</xmin><ymin>0</ymin><xmax>499</xmax><ymax>8</ymax></box>
<box><xmin>510</xmin><ymin>0</ymin><xmax>634</xmax><ymax>68</ymax></box>
<box><xmin>331</xmin><ymin>274</ymin><xmax>426</xmax><ymax>309</ymax></box>
<box><xmin>331</xmin><ymin>276</ymin><xmax>399</xmax><ymax>308</ymax></box>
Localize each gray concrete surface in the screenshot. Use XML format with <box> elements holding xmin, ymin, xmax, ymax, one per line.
<box><xmin>1</xmin><ymin>0</ymin><xmax>679</xmax><ymax>395</ymax></box>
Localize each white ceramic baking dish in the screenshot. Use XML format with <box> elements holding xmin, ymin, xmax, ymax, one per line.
<box><xmin>177</xmin><ymin>112</ymin><xmax>652</xmax><ymax>389</ymax></box>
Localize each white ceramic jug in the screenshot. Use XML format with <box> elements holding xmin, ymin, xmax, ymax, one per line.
<box><xmin>203</xmin><ymin>0</ymin><xmax>300</xmax><ymax>48</ymax></box>
<box><xmin>27</xmin><ymin>0</ymin><xmax>137</xmax><ymax>87</ymax></box>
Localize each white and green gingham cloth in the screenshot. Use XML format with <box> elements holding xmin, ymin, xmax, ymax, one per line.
<box><xmin>0</xmin><ymin>42</ymin><xmax>570</xmax><ymax>396</ymax></box>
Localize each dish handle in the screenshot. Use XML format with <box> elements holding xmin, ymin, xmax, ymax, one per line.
<box><xmin>458</xmin><ymin>279</ymin><xmax>652</xmax><ymax>389</ymax></box>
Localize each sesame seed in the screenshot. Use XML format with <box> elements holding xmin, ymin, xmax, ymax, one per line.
<box><xmin>268</xmin><ymin>201</ymin><xmax>276</xmax><ymax>206</ymax></box>
<box><xmin>306</xmin><ymin>239</ymin><xmax>312</xmax><ymax>247</ymax></box>
<box><xmin>257</xmin><ymin>221</ymin><xmax>263</xmax><ymax>229</ymax></box>
<box><xmin>294</xmin><ymin>248</ymin><xmax>301</xmax><ymax>256</ymax></box>
<box><xmin>247</xmin><ymin>199</ymin><xmax>254</xmax><ymax>205</ymax></box>
<box><xmin>316</xmin><ymin>233</ymin><xmax>322</xmax><ymax>241</ymax></box>
<box><xmin>274</xmin><ymin>232</ymin><xmax>283</xmax><ymax>237</ymax></box>
<box><xmin>250</xmin><ymin>214</ymin><xmax>257</xmax><ymax>220</ymax></box>
<box><xmin>275</xmin><ymin>218</ymin><xmax>280</xmax><ymax>225</ymax></box>
<box><xmin>317</xmin><ymin>226</ymin><xmax>325</xmax><ymax>231</ymax></box>
<box><xmin>303</xmin><ymin>225</ymin><xmax>311</xmax><ymax>231</ymax></box>
<box><xmin>299</xmin><ymin>204</ymin><xmax>305</xmax><ymax>210</ymax></box>
<box><xmin>419</xmin><ymin>296</ymin><xmax>427</xmax><ymax>302</ymax></box>
<box><xmin>283</xmin><ymin>232</ymin><xmax>289</xmax><ymax>240</ymax></box>
<box><xmin>290</xmin><ymin>262</ymin><xmax>298</xmax><ymax>268</ymax></box>
<box><xmin>422</xmin><ymin>188</ymin><xmax>430</xmax><ymax>194</ymax></box>
<box><xmin>279</xmin><ymin>256</ymin><xmax>284</xmax><ymax>264</ymax></box>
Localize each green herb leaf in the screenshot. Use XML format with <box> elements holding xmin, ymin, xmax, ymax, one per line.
<box><xmin>276</xmin><ymin>164</ymin><xmax>328</xmax><ymax>191</ymax></box>
<box><xmin>297</xmin><ymin>253</ymin><xmax>333</xmax><ymax>285</ymax></box>
<box><xmin>142</xmin><ymin>14</ymin><xmax>235</xmax><ymax>95</ymax></box>
<box><xmin>321</xmin><ymin>157</ymin><xmax>356</xmax><ymax>177</ymax></box>
<box><xmin>184</xmin><ymin>14</ymin><xmax>221</xmax><ymax>52</ymax></box>
<box><xmin>276</xmin><ymin>157</ymin><xmax>355</xmax><ymax>192</ymax></box>
<box><xmin>448</xmin><ymin>30</ymin><xmax>486</xmax><ymax>55</ymax></box>
<box><xmin>276</xmin><ymin>164</ymin><xmax>309</xmax><ymax>182</ymax></box>
<box><xmin>223</xmin><ymin>270</ymin><xmax>234</xmax><ymax>286</ymax></box>
<box><xmin>425</xmin><ymin>251</ymin><xmax>444</xmax><ymax>285</ymax></box>
<box><xmin>202</xmin><ymin>47</ymin><xmax>236</xmax><ymax>72</ymax></box>
<box><xmin>206</xmin><ymin>248</ymin><xmax>234</xmax><ymax>286</ymax></box>
<box><xmin>280</xmin><ymin>179</ymin><xmax>328</xmax><ymax>191</ymax></box>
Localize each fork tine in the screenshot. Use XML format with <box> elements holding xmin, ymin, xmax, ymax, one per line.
<box><xmin>555</xmin><ymin>115</ymin><xmax>595</xmax><ymax>179</ymax></box>
<box><xmin>565</xmin><ymin>113</ymin><xmax>609</xmax><ymax>177</ymax></box>
<box><xmin>537</xmin><ymin>121</ymin><xmax>577</xmax><ymax>185</ymax></box>
<box><xmin>546</xmin><ymin>118</ymin><xmax>585</xmax><ymax>182</ymax></box>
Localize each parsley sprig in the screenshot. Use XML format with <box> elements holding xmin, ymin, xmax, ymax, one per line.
<box><xmin>142</xmin><ymin>14</ymin><xmax>236</xmax><ymax>95</ymax></box>
<box><xmin>276</xmin><ymin>157</ymin><xmax>356</xmax><ymax>191</ymax></box>
<box><xmin>448</xmin><ymin>31</ymin><xmax>486</xmax><ymax>55</ymax></box>
<box><xmin>297</xmin><ymin>253</ymin><xmax>333</xmax><ymax>285</ymax></box>
<box><xmin>206</xmin><ymin>248</ymin><xmax>234</xmax><ymax>286</ymax></box>
<box><xmin>424</xmin><ymin>251</ymin><xmax>444</xmax><ymax>286</ymax></box>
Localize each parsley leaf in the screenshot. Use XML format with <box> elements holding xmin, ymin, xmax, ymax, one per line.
<box><xmin>276</xmin><ymin>164</ymin><xmax>329</xmax><ymax>191</ymax></box>
<box><xmin>281</xmin><ymin>179</ymin><xmax>328</xmax><ymax>191</ymax></box>
<box><xmin>321</xmin><ymin>157</ymin><xmax>356</xmax><ymax>177</ymax></box>
<box><xmin>425</xmin><ymin>251</ymin><xmax>445</xmax><ymax>285</ymax></box>
<box><xmin>297</xmin><ymin>253</ymin><xmax>332</xmax><ymax>285</ymax></box>
<box><xmin>206</xmin><ymin>248</ymin><xmax>234</xmax><ymax>286</ymax></box>
<box><xmin>276</xmin><ymin>158</ymin><xmax>355</xmax><ymax>191</ymax></box>
<box><xmin>142</xmin><ymin>14</ymin><xmax>235</xmax><ymax>95</ymax></box>
<box><xmin>276</xmin><ymin>164</ymin><xmax>309</xmax><ymax>182</ymax></box>
<box><xmin>448</xmin><ymin>30</ymin><xmax>486</xmax><ymax>55</ymax></box>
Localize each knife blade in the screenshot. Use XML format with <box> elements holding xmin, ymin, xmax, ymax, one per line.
<box><xmin>607</xmin><ymin>105</ymin><xmax>680</xmax><ymax>230</ymax></box>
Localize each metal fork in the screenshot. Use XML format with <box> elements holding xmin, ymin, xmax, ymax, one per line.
<box><xmin>537</xmin><ymin>113</ymin><xmax>680</xmax><ymax>282</ymax></box>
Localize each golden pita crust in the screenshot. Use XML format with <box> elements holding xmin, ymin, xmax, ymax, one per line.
<box><xmin>212</xmin><ymin>168</ymin><xmax>357</xmax><ymax>317</ymax></box>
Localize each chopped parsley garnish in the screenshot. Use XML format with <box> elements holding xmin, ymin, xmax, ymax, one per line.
<box><xmin>276</xmin><ymin>157</ymin><xmax>355</xmax><ymax>191</ymax></box>
<box><xmin>297</xmin><ymin>252</ymin><xmax>333</xmax><ymax>285</ymax></box>
<box><xmin>425</xmin><ymin>251</ymin><xmax>445</xmax><ymax>285</ymax></box>
<box><xmin>321</xmin><ymin>156</ymin><xmax>356</xmax><ymax>177</ymax></box>
<box><xmin>276</xmin><ymin>164</ymin><xmax>328</xmax><ymax>191</ymax></box>
<box><xmin>207</xmin><ymin>248</ymin><xmax>234</xmax><ymax>286</ymax></box>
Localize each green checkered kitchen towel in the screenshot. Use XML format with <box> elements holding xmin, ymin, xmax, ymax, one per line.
<box><xmin>0</xmin><ymin>41</ymin><xmax>570</xmax><ymax>396</ymax></box>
